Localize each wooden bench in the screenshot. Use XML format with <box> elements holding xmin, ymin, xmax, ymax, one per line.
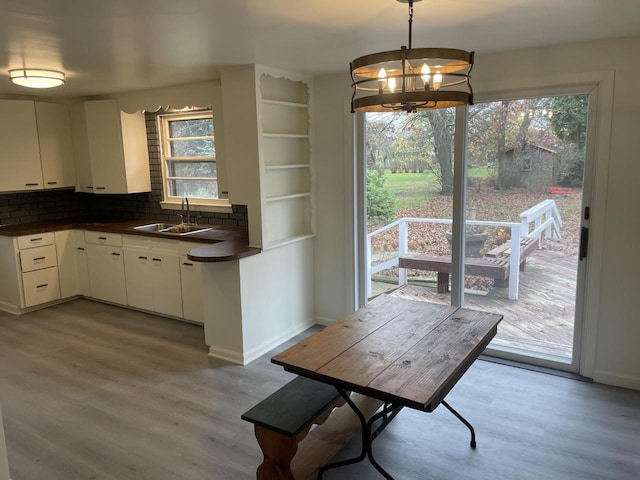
<box><xmin>241</xmin><ymin>376</ymin><xmax>383</xmax><ymax>480</ymax></box>
<box><xmin>399</xmin><ymin>237</ymin><xmax>539</xmax><ymax>299</ymax></box>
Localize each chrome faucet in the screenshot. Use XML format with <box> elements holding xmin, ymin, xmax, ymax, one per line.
<box><xmin>182</xmin><ymin>197</ymin><xmax>190</xmax><ymax>225</ymax></box>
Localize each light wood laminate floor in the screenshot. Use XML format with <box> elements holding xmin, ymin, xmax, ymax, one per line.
<box><xmin>0</xmin><ymin>299</ymin><xmax>638</xmax><ymax>480</ymax></box>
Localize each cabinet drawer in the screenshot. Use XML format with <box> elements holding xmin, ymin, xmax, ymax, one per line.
<box><xmin>20</xmin><ymin>244</ymin><xmax>58</xmax><ymax>272</ymax></box>
<box><xmin>22</xmin><ymin>267</ymin><xmax>61</xmax><ymax>307</ymax></box>
<box><xmin>17</xmin><ymin>232</ymin><xmax>55</xmax><ymax>249</ymax></box>
<box><xmin>84</xmin><ymin>231</ymin><xmax>122</xmax><ymax>247</ymax></box>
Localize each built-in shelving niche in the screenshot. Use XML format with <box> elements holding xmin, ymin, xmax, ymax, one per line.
<box><xmin>259</xmin><ymin>73</ymin><xmax>314</xmax><ymax>249</ymax></box>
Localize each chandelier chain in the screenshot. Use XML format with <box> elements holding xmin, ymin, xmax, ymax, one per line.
<box><xmin>408</xmin><ymin>0</ymin><xmax>414</xmax><ymax>49</ymax></box>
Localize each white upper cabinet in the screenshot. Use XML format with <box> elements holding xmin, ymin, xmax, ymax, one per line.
<box><xmin>72</xmin><ymin>99</ymin><xmax>151</xmax><ymax>194</ymax></box>
<box><xmin>0</xmin><ymin>100</ymin><xmax>44</xmax><ymax>191</ymax></box>
<box><xmin>0</xmin><ymin>99</ymin><xmax>76</xmax><ymax>193</ymax></box>
<box><xmin>35</xmin><ymin>102</ymin><xmax>76</xmax><ymax>189</ymax></box>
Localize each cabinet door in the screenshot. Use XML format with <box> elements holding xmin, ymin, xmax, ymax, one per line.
<box><xmin>86</xmin><ymin>244</ymin><xmax>127</xmax><ymax>304</ymax></box>
<box><xmin>0</xmin><ymin>100</ymin><xmax>43</xmax><ymax>191</ymax></box>
<box><xmin>35</xmin><ymin>102</ymin><xmax>76</xmax><ymax>189</ymax></box>
<box><xmin>70</xmin><ymin>103</ymin><xmax>94</xmax><ymax>192</ymax></box>
<box><xmin>55</xmin><ymin>230</ymin><xmax>90</xmax><ymax>298</ymax></box>
<box><xmin>151</xmin><ymin>253</ymin><xmax>182</xmax><ymax>318</ymax></box>
<box><xmin>83</xmin><ymin>100</ymin><xmax>127</xmax><ymax>193</ymax></box>
<box><xmin>123</xmin><ymin>249</ymin><xmax>154</xmax><ymax>311</ymax></box>
<box><xmin>180</xmin><ymin>257</ymin><xmax>203</xmax><ymax>324</ymax></box>
<box><xmin>74</xmin><ymin>231</ymin><xmax>91</xmax><ymax>297</ymax></box>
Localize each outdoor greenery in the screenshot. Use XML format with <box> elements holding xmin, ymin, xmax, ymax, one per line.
<box><xmin>163</xmin><ymin>114</ymin><xmax>218</xmax><ymax>199</ymax></box>
<box><xmin>366</xmin><ymin>170</ymin><xmax>397</xmax><ymax>224</ymax></box>
<box><xmin>365</xmin><ymin>93</ymin><xmax>589</xmax><ymax>207</ymax></box>
<box><xmin>364</xmin><ymin>94</ymin><xmax>587</xmax><ymax>278</ymax></box>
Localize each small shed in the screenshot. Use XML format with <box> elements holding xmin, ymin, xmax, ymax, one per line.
<box><xmin>505</xmin><ymin>143</ymin><xmax>558</xmax><ymax>188</ymax></box>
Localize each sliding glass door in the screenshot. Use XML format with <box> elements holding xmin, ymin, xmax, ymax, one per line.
<box><xmin>362</xmin><ymin>91</ymin><xmax>592</xmax><ymax>372</ymax></box>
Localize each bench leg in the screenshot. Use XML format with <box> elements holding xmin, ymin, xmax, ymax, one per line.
<box><xmin>254</xmin><ymin>426</ymin><xmax>298</xmax><ymax>480</ymax></box>
<box><xmin>437</xmin><ymin>272</ymin><xmax>450</xmax><ymax>293</ymax></box>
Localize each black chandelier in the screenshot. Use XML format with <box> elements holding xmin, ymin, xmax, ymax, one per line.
<box><xmin>350</xmin><ymin>0</ymin><xmax>474</xmax><ymax>113</ymax></box>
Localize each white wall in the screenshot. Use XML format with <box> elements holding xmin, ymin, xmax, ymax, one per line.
<box><xmin>313</xmin><ymin>74</ymin><xmax>356</xmax><ymax>324</ymax></box>
<box><xmin>202</xmin><ymin>238</ymin><xmax>315</xmax><ymax>365</ymax></box>
<box><xmin>313</xmin><ymin>36</ymin><xmax>640</xmax><ymax>390</ymax></box>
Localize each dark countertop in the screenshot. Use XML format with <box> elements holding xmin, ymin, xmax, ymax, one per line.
<box><xmin>0</xmin><ymin>218</ymin><xmax>260</xmax><ymax>262</ymax></box>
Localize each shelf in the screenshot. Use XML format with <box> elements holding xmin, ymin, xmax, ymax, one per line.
<box><xmin>263</xmin><ymin>136</ymin><xmax>309</xmax><ymax>167</ymax></box>
<box><xmin>265</xmin><ymin>192</ymin><xmax>310</xmax><ymax>203</ymax></box>
<box><xmin>259</xmin><ymin>74</ymin><xmax>308</xmax><ymax>104</ymax></box>
<box><xmin>259</xmin><ymin>72</ymin><xmax>313</xmax><ymax>251</ymax></box>
<box><xmin>262</xmin><ymin>99</ymin><xmax>307</xmax><ymax>109</ymax></box>
<box><xmin>263</xmin><ymin>133</ymin><xmax>309</xmax><ymax>139</ymax></box>
<box><xmin>261</xmin><ymin>100</ymin><xmax>308</xmax><ymax>135</ymax></box>
<box><xmin>264</xmin><ymin>164</ymin><xmax>309</xmax><ymax>170</ymax></box>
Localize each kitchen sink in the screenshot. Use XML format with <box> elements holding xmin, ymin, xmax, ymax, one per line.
<box><xmin>133</xmin><ymin>223</ymin><xmax>211</xmax><ymax>235</ymax></box>
<box><xmin>133</xmin><ymin>223</ymin><xmax>174</xmax><ymax>232</ymax></box>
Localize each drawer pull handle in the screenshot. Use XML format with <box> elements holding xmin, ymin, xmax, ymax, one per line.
<box><xmin>87</xmin><ymin>186</ymin><xmax>93</xmax><ymax>189</ymax></box>
<box><xmin>152</xmin><ymin>258</ymin><xmax>162</xmax><ymax>262</ymax></box>
<box><xmin>25</xmin><ymin>183</ymin><xmax>39</xmax><ymax>187</ymax></box>
<box><xmin>77</xmin><ymin>247</ymin><xmax>85</xmax><ymax>251</ymax></box>
<box><xmin>30</xmin><ymin>237</ymin><xmax>43</xmax><ymax>242</ymax></box>
<box><xmin>36</xmin><ymin>284</ymin><xmax>49</xmax><ymax>289</ymax></box>
<box><xmin>33</xmin><ymin>257</ymin><xmax>46</xmax><ymax>262</ymax></box>
<box><xmin>183</xmin><ymin>262</ymin><xmax>193</xmax><ymax>266</ymax></box>
<box><xmin>138</xmin><ymin>256</ymin><xmax>148</xmax><ymax>260</ymax></box>
<box><xmin>111</xmin><ymin>252</ymin><xmax>121</xmax><ymax>257</ymax></box>
<box><xmin>98</xmin><ymin>236</ymin><xmax>107</xmax><ymax>240</ymax></box>
<box><xmin>47</xmin><ymin>181</ymin><xmax>58</xmax><ymax>185</ymax></box>
<box><xmin>95</xmin><ymin>187</ymin><xmax>106</xmax><ymax>190</ymax></box>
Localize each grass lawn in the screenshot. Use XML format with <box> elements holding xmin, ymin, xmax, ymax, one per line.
<box><xmin>383</xmin><ymin>167</ymin><xmax>493</xmax><ymax>210</ymax></box>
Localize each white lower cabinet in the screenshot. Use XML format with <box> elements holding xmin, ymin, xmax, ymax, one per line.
<box><xmin>85</xmin><ymin>232</ymin><xmax>127</xmax><ymax>305</ymax></box>
<box><xmin>55</xmin><ymin>230</ymin><xmax>90</xmax><ymax>298</ymax></box>
<box><xmin>180</xmin><ymin>242</ymin><xmax>204</xmax><ymax>324</ymax></box>
<box><xmin>0</xmin><ymin>232</ymin><xmax>61</xmax><ymax>312</ymax></box>
<box><xmin>0</xmin><ymin>228</ymin><xmax>204</xmax><ymax>320</ymax></box>
<box><xmin>123</xmin><ymin>236</ymin><xmax>183</xmax><ymax>318</ymax></box>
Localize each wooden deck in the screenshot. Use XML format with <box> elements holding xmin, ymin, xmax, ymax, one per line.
<box><xmin>374</xmin><ymin>241</ymin><xmax>577</xmax><ymax>359</ymax></box>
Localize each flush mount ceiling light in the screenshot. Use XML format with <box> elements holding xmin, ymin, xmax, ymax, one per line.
<box><xmin>9</xmin><ymin>68</ymin><xmax>66</xmax><ymax>89</ymax></box>
<box><xmin>350</xmin><ymin>0</ymin><xmax>474</xmax><ymax>113</ymax></box>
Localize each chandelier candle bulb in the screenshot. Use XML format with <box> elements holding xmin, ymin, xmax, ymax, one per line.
<box><xmin>433</xmin><ymin>71</ymin><xmax>443</xmax><ymax>91</ymax></box>
<box><xmin>421</xmin><ymin>63</ymin><xmax>431</xmax><ymax>88</ymax></box>
<box><xmin>349</xmin><ymin>0</ymin><xmax>474</xmax><ymax>112</ymax></box>
<box><xmin>378</xmin><ymin>68</ymin><xmax>387</xmax><ymax>93</ymax></box>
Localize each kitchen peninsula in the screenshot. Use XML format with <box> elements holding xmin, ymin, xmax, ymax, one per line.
<box><xmin>0</xmin><ymin>218</ymin><xmax>308</xmax><ymax>366</ymax></box>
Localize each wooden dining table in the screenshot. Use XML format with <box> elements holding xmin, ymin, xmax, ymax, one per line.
<box><xmin>271</xmin><ymin>294</ymin><xmax>503</xmax><ymax>479</ymax></box>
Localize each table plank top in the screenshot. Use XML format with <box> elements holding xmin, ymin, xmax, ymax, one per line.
<box><xmin>272</xmin><ymin>295</ymin><xmax>502</xmax><ymax>412</ymax></box>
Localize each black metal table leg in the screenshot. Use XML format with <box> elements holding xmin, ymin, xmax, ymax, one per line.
<box><xmin>441</xmin><ymin>400</ymin><xmax>477</xmax><ymax>448</ymax></box>
<box><xmin>318</xmin><ymin>388</ymin><xmax>402</xmax><ymax>479</ymax></box>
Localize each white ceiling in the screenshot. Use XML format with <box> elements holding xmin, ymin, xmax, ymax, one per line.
<box><xmin>2</xmin><ymin>0</ymin><xmax>640</xmax><ymax>98</ymax></box>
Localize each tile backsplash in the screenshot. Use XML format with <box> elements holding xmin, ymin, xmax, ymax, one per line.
<box><xmin>0</xmin><ymin>112</ymin><xmax>247</xmax><ymax>227</ymax></box>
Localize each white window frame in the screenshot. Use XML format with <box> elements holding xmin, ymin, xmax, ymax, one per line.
<box><xmin>157</xmin><ymin>110</ymin><xmax>231</xmax><ymax>212</ymax></box>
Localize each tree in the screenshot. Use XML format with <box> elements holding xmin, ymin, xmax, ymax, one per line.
<box><xmin>548</xmin><ymin>94</ymin><xmax>588</xmax><ymax>186</ymax></box>
<box><xmin>420</xmin><ymin>109</ymin><xmax>455</xmax><ymax>195</ymax></box>
<box><xmin>366</xmin><ymin>170</ymin><xmax>396</xmax><ymax>224</ymax></box>
<box><xmin>364</xmin><ymin>113</ymin><xmax>398</xmax><ymax>172</ymax></box>
<box><xmin>549</xmin><ymin>95</ymin><xmax>588</xmax><ymax>150</ymax></box>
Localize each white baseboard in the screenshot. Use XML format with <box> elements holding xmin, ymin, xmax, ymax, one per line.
<box><xmin>593</xmin><ymin>369</ymin><xmax>640</xmax><ymax>391</ymax></box>
<box><xmin>209</xmin><ymin>319</ymin><xmax>316</xmax><ymax>366</ymax></box>
<box><xmin>314</xmin><ymin>315</ymin><xmax>337</xmax><ymax>327</ymax></box>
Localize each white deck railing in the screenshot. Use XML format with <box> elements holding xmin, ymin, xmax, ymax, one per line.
<box><xmin>366</xmin><ymin>199</ymin><xmax>562</xmax><ymax>300</ymax></box>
